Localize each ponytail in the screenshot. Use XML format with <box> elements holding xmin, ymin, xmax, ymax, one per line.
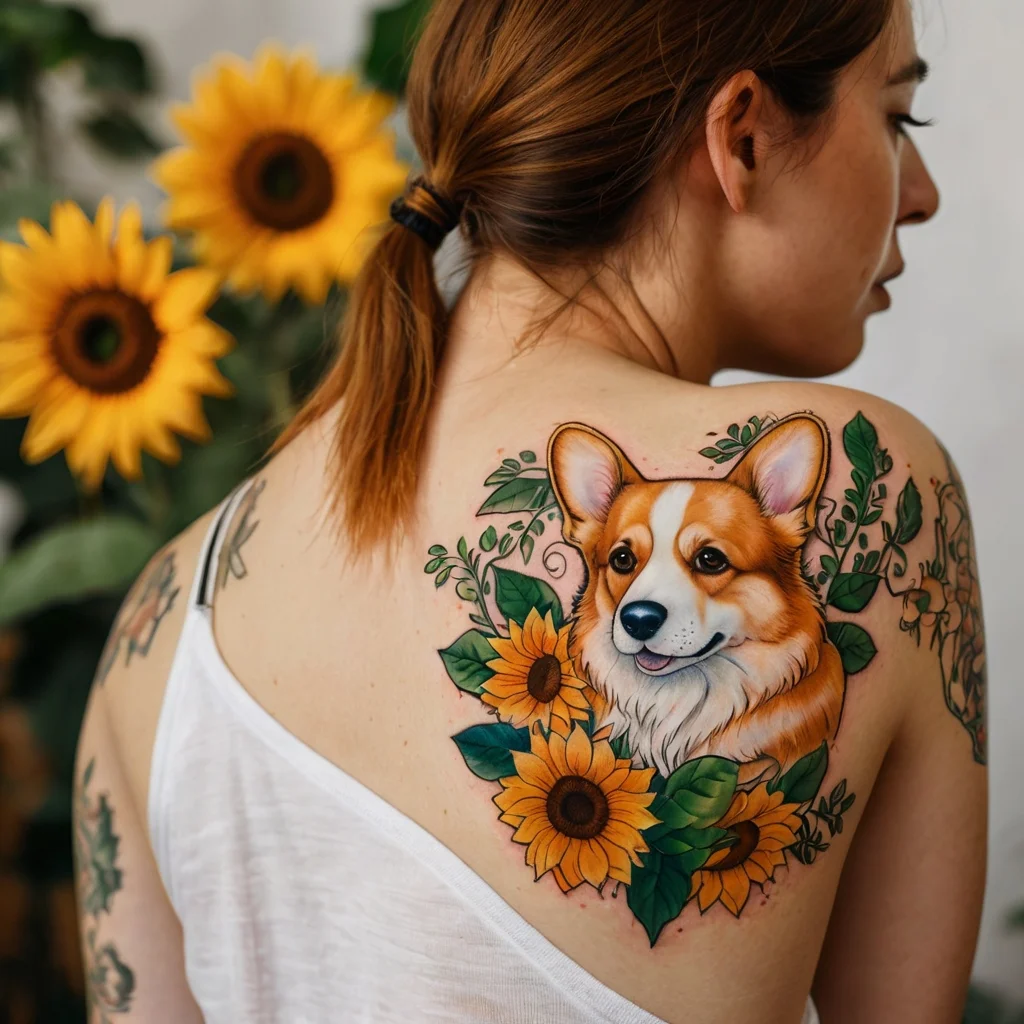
<box><xmin>269</xmin><ymin>179</ymin><xmax>461</xmax><ymax>553</ymax></box>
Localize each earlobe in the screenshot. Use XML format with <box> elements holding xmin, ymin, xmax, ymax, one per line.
<box><xmin>548</xmin><ymin>424</ymin><xmax>638</xmax><ymax>548</ymax></box>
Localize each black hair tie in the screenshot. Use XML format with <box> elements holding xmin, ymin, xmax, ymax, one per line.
<box><xmin>389</xmin><ymin>177</ymin><xmax>463</xmax><ymax>252</ymax></box>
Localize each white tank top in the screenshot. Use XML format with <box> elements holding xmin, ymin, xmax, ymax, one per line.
<box><xmin>148</xmin><ymin>478</ymin><xmax>822</xmax><ymax>1024</ymax></box>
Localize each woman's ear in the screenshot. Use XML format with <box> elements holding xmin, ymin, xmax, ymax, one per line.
<box><xmin>705</xmin><ymin>70</ymin><xmax>768</xmax><ymax>214</ymax></box>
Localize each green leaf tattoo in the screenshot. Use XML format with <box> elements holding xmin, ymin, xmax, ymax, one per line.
<box><xmin>75</xmin><ymin>759</ymin><xmax>136</xmax><ymax>1021</ymax></box>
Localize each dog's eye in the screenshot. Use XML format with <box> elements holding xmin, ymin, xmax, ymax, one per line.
<box><xmin>694</xmin><ymin>547</ymin><xmax>730</xmax><ymax>575</ymax></box>
<box><xmin>609</xmin><ymin>546</ymin><xmax>637</xmax><ymax>574</ymax></box>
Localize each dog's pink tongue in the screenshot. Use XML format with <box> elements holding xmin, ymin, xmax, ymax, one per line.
<box><xmin>635</xmin><ymin>649</ymin><xmax>672</xmax><ymax>672</ymax></box>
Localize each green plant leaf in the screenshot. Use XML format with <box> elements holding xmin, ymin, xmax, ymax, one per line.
<box><xmin>428</xmin><ymin>544</ymin><xmax>447</xmax><ymax>557</ymax></box>
<box><xmin>479</xmin><ymin>525</ymin><xmax>498</xmax><ymax>552</ymax></box>
<box><xmin>81</xmin><ymin>109</ymin><xmax>162</xmax><ymax>158</ymax></box>
<box><xmin>0</xmin><ymin>516</ymin><xmax>160</xmax><ymax>625</ymax></box>
<box><xmin>362</xmin><ymin>0</ymin><xmax>433</xmax><ymax>95</ymax></box>
<box><xmin>828</xmin><ymin>572</ymin><xmax>880</xmax><ymax>613</ymax></box>
<box><xmin>451</xmin><ymin>722</ymin><xmax>530</xmax><ymax>781</ymax></box>
<box><xmin>520</xmin><ymin>451</ymin><xmax>537</xmax><ymax>464</ymax></box>
<box><xmin>438</xmin><ymin>629</ymin><xmax>496</xmax><ymax>694</ymax></box>
<box><xmin>768</xmin><ymin>742</ymin><xmax>829</xmax><ymax>803</ymax></box>
<box><xmin>477</xmin><ymin>476</ymin><xmax>552</xmax><ymax>515</ymax></box>
<box><xmin>520</xmin><ymin>532</ymin><xmax>535</xmax><ymax>565</ymax></box>
<box><xmin>826</xmin><ymin>621</ymin><xmax>877</xmax><ymax>674</ymax></box>
<box><xmin>662</xmin><ymin>756</ymin><xmax>738</xmax><ymax>828</ymax></box>
<box><xmin>843</xmin><ymin>412</ymin><xmax>879</xmax><ymax>482</ymax></box>
<box><xmin>895</xmin><ymin>478</ymin><xmax>923</xmax><ymax>543</ymax></box>
<box><xmin>627</xmin><ymin>849</ymin><xmax>692</xmax><ymax>946</ymax></box>
<box><xmin>82</xmin><ymin>35</ymin><xmax>152</xmax><ymax>93</ymax></box>
<box><xmin>820</xmin><ymin>554</ymin><xmax>839</xmax><ymax>576</ymax></box>
<box><xmin>492</xmin><ymin>567</ymin><xmax>562</xmax><ymax>627</ymax></box>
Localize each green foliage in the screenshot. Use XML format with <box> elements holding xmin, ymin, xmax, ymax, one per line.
<box><xmin>768</xmin><ymin>743</ymin><xmax>828</xmax><ymax>804</ymax></box>
<box><xmin>627</xmin><ymin>848</ymin><xmax>693</xmax><ymax>946</ymax></box>
<box><xmin>439</xmin><ymin>629</ymin><xmax>496</xmax><ymax>694</ymax></box>
<box><xmin>452</xmin><ymin>722</ymin><xmax>531</xmax><ymax>780</ymax></box>
<box><xmin>698</xmin><ymin>414</ymin><xmax>777</xmax><ymax>464</ymax></box>
<box><xmin>493</xmin><ymin>566</ymin><xmax>562</xmax><ymax>627</ymax></box>
<box><xmin>628</xmin><ymin>756</ymin><xmax>739</xmax><ymax>944</ymax></box>
<box><xmin>362</xmin><ymin>0</ymin><xmax>433</xmax><ymax>95</ymax></box>
<box><xmin>0</xmin><ymin>516</ymin><xmax>161</xmax><ymax>625</ymax></box>
<box><xmin>826</xmin><ymin>621</ymin><xmax>877</xmax><ymax>674</ymax></box>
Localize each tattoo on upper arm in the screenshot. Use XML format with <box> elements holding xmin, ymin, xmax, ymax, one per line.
<box><xmin>96</xmin><ymin>551</ymin><xmax>181</xmax><ymax>686</ymax></box>
<box><xmin>218</xmin><ymin>477</ymin><xmax>266</xmax><ymax>590</ymax></box>
<box><xmin>75</xmin><ymin>758</ymin><xmax>136</xmax><ymax>1021</ymax></box>
<box><xmin>424</xmin><ymin>410</ymin><xmax>984</xmax><ymax>944</ymax></box>
<box><xmin>895</xmin><ymin>446</ymin><xmax>986</xmax><ymax>763</ymax></box>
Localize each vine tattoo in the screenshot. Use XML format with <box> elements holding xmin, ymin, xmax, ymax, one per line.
<box><xmin>218</xmin><ymin>477</ymin><xmax>266</xmax><ymax>589</ymax></box>
<box><xmin>96</xmin><ymin>550</ymin><xmax>180</xmax><ymax>685</ymax></box>
<box><xmin>426</xmin><ymin>410</ymin><xmax>985</xmax><ymax>945</ymax></box>
<box><xmin>75</xmin><ymin>759</ymin><xmax>136</xmax><ymax>1021</ymax></box>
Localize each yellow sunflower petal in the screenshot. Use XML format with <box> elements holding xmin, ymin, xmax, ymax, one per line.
<box><xmin>153</xmin><ymin>268</ymin><xmax>221</xmax><ymax>333</ymax></box>
<box><xmin>507</xmin><ymin>749</ymin><xmax>557</xmax><ymax>794</ymax></box>
<box><xmin>539</xmin><ymin>831</ymin><xmax>571</xmax><ymax>876</ymax></box>
<box><xmin>588</xmin><ymin>738</ymin><xmax>616</xmax><ymax>784</ymax></box>
<box><xmin>21</xmin><ymin>386</ymin><xmax>89</xmax><ymax>463</ymax></box>
<box><xmin>579</xmin><ymin>839</ymin><xmax>609</xmax><ymax>888</ymax></box>
<box><xmin>0</xmin><ymin>357</ymin><xmax>51</xmax><ymax>416</ymax></box>
<box><xmin>697</xmin><ymin>870</ymin><xmax>723</xmax><ymax>912</ymax></box>
<box><xmin>138</xmin><ymin>236</ymin><xmax>174</xmax><ymax>301</ymax></box>
<box><xmin>599</xmin><ymin>837</ymin><xmax>634</xmax><ymax>885</ymax></box>
<box><xmin>565</xmin><ymin>725</ymin><xmax>593</xmax><ymax>777</ymax></box>
<box><xmin>718</xmin><ymin>867</ymin><xmax>751</xmax><ymax>917</ymax></box>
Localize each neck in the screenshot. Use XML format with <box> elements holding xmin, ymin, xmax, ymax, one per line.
<box><xmin>442</xmin><ymin>241</ymin><xmax>730</xmax><ymax>387</ymax></box>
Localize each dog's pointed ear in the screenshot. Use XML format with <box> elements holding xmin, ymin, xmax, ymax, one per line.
<box><xmin>548</xmin><ymin>424</ymin><xmax>640</xmax><ymax>550</ymax></box>
<box><xmin>727</xmin><ymin>415</ymin><xmax>829</xmax><ymax>538</ymax></box>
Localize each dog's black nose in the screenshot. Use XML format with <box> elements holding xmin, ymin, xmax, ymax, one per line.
<box><xmin>619</xmin><ymin>601</ymin><xmax>668</xmax><ymax>641</ymax></box>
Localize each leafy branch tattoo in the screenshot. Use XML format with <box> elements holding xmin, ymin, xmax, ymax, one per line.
<box><xmin>218</xmin><ymin>477</ymin><xmax>266</xmax><ymax>590</ymax></box>
<box><xmin>75</xmin><ymin>759</ymin><xmax>136</xmax><ymax>1021</ymax></box>
<box><xmin>96</xmin><ymin>550</ymin><xmax>180</xmax><ymax>685</ymax></box>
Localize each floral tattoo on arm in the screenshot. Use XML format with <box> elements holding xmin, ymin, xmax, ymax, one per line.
<box><xmin>426</xmin><ymin>411</ymin><xmax>985</xmax><ymax>945</ymax></box>
<box><xmin>95</xmin><ymin>551</ymin><xmax>180</xmax><ymax>686</ymax></box>
<box><xmin>74</xmin><ymin>759</ymin><xmax>136</xmax><ymax>1021</ymax></box>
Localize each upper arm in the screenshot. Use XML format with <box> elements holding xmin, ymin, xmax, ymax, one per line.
<box><xmin>812</xmin><ymin>411</ymin><xmax>987</xmax><ymax>1023</ymax></box>
<box><xmin>73</xmin><ymin>518</ymin><xmax>214</xmax><ymax>1023</ymax></box>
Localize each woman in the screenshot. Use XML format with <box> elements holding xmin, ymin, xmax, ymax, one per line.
<box><xmin>74</xmin><ymin>0</ymin><xmax>986</xmax><ymax>1021</ymax></box>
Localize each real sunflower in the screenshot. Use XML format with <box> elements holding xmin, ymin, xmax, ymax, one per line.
<box><xmin>482</xmin><ymin>608</ymin><xmax>592</xmax><ymax>736</ymax></box>
<box><xmin>494</xmin><ymin>722</ymin><xmax>659</xmax><ymax>893</ymax></box>
<box><xmin>154</xmin><ymin>44</ymin><xmax>411</xmax><ymax>305</ymax></box>
<box><xmin>692</xmin><ymin>783</ymin><xmax>803</xmax><ymax>917</ymax></box>
<box><xmin>0</xmin><ymin>198</ymin><xmax>233</xmax><ymax>490</ymax></box>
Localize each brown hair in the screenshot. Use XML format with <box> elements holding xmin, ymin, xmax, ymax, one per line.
<box><xmin>272</xmin><ymin>0</ymin><xmax>895</xmax><ymax>553</ymax></box>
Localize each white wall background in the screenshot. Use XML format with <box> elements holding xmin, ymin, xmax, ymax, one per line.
<box><xmin>53</xmin><ymin>0</ymin><xmax>1023</xmax><ymax>1000</ymax></box>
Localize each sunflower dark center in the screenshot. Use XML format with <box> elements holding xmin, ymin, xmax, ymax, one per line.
<box><xmin>711</xmin><ymin>820</ymin><xmax>761</xmax><ymax>871</ymax></box>
<box><xmin>52</xmin><ymin>290</ymin><xmax>160</xmax><ymax>395</ymax></box>
<box><xmin>546</xmin><ymin>775</ymin><xmax>610</xmax><ymax>840</ymax></box>
<box><xmin>234</xmin><ymin>131</ymin><xmax>335</xmax><ymax>232</ymax></box>
<box><xmin>526</xmin><ymin>654</ymin><xmax>562</xmax><ymax>703</ymax></box>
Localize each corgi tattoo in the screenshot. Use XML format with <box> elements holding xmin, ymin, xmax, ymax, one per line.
<box><xmin>427</xmin><ymin>410</ymin><xmax>984</xmax><ymax>943</ymax></box>
<box><xmin>549</xmin><ymin>416</ymin><xmax>846</xmax><ymax>781</ymax></box>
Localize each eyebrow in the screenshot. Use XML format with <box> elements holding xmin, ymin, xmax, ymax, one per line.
<box><xmin>887</xmin><ymin>56</ymin><xmax>930</xmax><ymax>86</ymax></box>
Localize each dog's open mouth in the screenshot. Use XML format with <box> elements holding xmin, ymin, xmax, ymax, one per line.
<box><xmin>633</xmin><ymin>633</ymin><xmax>726</xmax><ymax>675</ymax></box>
<box><xmin>634</xmin><ymin>649</ymin><xmax>674</xmax><ymax>672</ymax></box>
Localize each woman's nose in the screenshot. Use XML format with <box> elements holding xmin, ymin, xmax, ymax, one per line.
<box><xmin>898</xmin><ymin>138</ymin><xmax>941</xmax><ymax>226</ymax></box>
